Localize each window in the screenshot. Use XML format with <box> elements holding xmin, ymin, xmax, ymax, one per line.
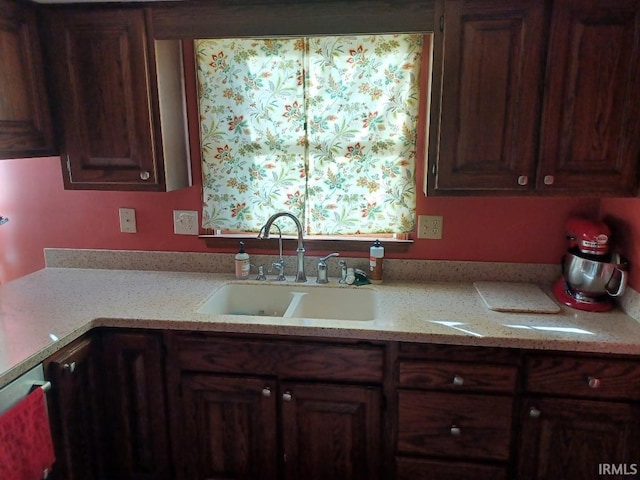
<box><xmin>196</xmin><ymin>34</ymin><xmax>423</xmax><ymax>236</ymax></box>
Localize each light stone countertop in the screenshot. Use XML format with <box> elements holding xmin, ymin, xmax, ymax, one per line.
<box><xmin>1</xmin><ymin>265</ymin><xmax>640</xmax><ymax>388</ymax></box>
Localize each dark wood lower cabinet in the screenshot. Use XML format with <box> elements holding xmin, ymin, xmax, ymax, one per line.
<box><xmin>176</xmin><ymin>374</ymin><xmax>278</xmax><ymax>480</ymax></box>
<box><xmin>517</xmin><ymin>397</ymin><xmax>640</xmax><ymax>480</ymax></box>
<box><xmin>45</xmin><ymin>330</ymin><xmax>171</xmax><ymax>480</ymax></box>
<box><xmin>45</xmin><ymin>336</ymin><xmax>105</xmax><ymax>480</ymax></box>
<box><xmin>43</xmin><ymin>331</ymin><xmax>640</xmax><ymax>480</ymax></box>
<box><xmin>168</xmin><ymin>334</ymin><xmax>384</xmax><ymax>480</ymax></box>
<box><xmin>174</xmin><ymin>375</ymin><xmax>381</xmax><ymax>480</ymax></box>
<box><xmin>101</xmin><ymin>331</ymin><xmax>172</xmax><ymax>480</ymax></box>
<box><xmin>281</xmin><ymin>382</ymin><xmax>382</xmax><ymax>480</ymax></box>
<box><xmin>396</xmin><ymin>457</ymin><xmax>508</xmax><ymax>480</ymax></box>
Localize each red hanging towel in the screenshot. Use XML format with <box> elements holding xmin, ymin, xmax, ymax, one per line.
<box><xmin>0</xmin><ymin>387</ymin><xmax>56</xmax><ymax>480</ymax></box>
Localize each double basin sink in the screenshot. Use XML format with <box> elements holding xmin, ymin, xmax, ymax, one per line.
<box><xmin>197</xmin><ymin>282</ymin><xmax>377</xmax><ymax>321</ymax></box>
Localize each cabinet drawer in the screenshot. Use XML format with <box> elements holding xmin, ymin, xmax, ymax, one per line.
<box><xmin>396</xmin><ymin>457</ymin><xmax>508</xmax><ymax>480</ymax></box>
<box><xmin>399</xmin><ymin>343</ymin><xmax>519</xmax><ymax>364</ymax></box>
<box><xmin>399</xmin><ymin>360</ymin><xmax>517</xmax><ymax>393</ymax></box>
<box><xmin>397</xmin><ymin>391</ymin><xmax>513</xmax><ymax>461</ymax></box>
<box><xmin>176</xmin><ymin>335</ymin><xmax>383</xmax><ymax>383</ymax></box>
<box><xmin>526</xmin><ymin>355</ymin><xmax>640</xmax><ymax>400</ymax></box>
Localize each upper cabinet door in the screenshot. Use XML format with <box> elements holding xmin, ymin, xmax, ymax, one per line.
<box><xmin>0</xmin><ymin>0</ymin><xmax>55</xmax><ymax>159</ymax></box>
<box><xmin>430</xmin><ymin>0</ymin><xmax>546</xmax><ymax>193</ymax></box>
<box><xmin>537</xmin><ymin>0</ymin><xmax>640</xmax><ymax>195</ymax></box>
<box><xmin>43</xmin><ymin>8</ymin><xmax>160</xmax><ymax>190</ymax></box>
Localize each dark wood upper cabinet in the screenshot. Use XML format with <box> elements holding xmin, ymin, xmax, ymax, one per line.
<box><xmin>0</xmin><ymin>0</ymin><xmax>55</xmax><ymax>159</ymax></box>
<box><xmin>537</xmin><ymin>0</ymin><xmax>640</xmax><ymax>194</ymax></box>
<box><xmin>429</xmin><ymin>0</ymin><xmax>640</xmax><ymax>195</ymax></box>
<box><xmin>430</xmin><ymin>0</ymin><xmax>546</xmax><ymax>193</ymax></box>
<box><xmin>40</xmin><ymin>7</ymin><xmax>191</xmax><ymax>191</ymax></box>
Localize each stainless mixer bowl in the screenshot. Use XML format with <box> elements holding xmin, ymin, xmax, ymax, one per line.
<box><xmin>563</xmin><ymin>250</ymin><xmax>628</xmax><ymax>297</ymax></box>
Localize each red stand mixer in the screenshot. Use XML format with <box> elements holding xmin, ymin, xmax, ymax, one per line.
<box><xmin>552</xmin><ymin>217</ymin><xmax>628</xmax><ymax>312</ymax></box>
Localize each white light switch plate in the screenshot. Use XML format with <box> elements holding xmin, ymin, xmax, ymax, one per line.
<box><xmin>119</xmin><ymin>208</ymin><xmax>137</xmax><ymax>233</ymax></box>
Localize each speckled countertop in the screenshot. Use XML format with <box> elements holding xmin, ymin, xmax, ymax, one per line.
<box><xmin>1</xmin><ymin>257</ymin><xmax>640</xmax><ymax>388</ymax></box>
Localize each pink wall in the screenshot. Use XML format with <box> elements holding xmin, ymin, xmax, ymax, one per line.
<box><xmin>600</xmin><ymin>198</ymin><xmax>640</xmax><ymax>291</ymax></box>
<box><xmin>0</xmin><ymin>155</ymin><xmax>601</xmax><ymax>284</ymax></box>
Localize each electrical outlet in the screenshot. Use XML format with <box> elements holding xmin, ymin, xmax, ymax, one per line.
<box><xmin>119</xmin><ymin>208</ymin><xmax>137</xmax><ymax>233</ymax></box>
<box><xmin>417</xmin><ymin>214</ymin><xmax>443</xmax><ymax>239</ymax></box>
<box><xmin>173</xmin><ymin>210</ymin><xmax>199</xmax><ymax>235</ymax></box>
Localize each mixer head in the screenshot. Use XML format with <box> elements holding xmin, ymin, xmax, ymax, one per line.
<box><xmin>566</xmin><ymin>217</ymin><xmax>610</xmax><ymax>255</ymax></box>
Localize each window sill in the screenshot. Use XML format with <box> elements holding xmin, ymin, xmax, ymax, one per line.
<box><xmin>200</xmin><ymin>234</ymin><xmax>412</xmax><ymax>253</ymax></box>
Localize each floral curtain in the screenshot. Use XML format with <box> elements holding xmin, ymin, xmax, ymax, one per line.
<box><xmin>196</xmin><ymin>38</ymin><xmax>306</xmax><ymax>233</ymax></box>
<box><xmin>196</xmin><ymin>34</ymin><xmax>423</xmax><ymax>234</ymax></box>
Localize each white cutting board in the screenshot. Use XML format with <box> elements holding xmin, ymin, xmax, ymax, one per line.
<box><xmin>474</xmin><ymin>282</ymin><xmax>560</xmax><ymax>313</ymax></box>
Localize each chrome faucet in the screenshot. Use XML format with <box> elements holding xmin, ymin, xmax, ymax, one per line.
<box><xmin>316</xmin><ymin>253</ymin><xmax>340</xmax><ymax>284</ymax></box>
<box><xmin>260</xmin><ymin>212</ymin><xmax>307</xmax><ymax>283</ymax></box>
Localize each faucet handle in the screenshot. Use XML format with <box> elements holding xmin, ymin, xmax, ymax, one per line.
<box><xmin>319</xmin><ymin>252</ymin><xmax>340</xmax><ymax>263</ymax></box>
<box><xmin>269</xmin><ymin>259</ymin><xmax>286</xmax><ymax>281</ymax></box>
<box><xmin>251</xmin><ymin>264</ymin><xmax>267</xmax><ymax>281</ymax></box>
<box><xmin>317</xmin><ymin>253</ymin><xmax>340</xmax><ymax>284</ymax></box>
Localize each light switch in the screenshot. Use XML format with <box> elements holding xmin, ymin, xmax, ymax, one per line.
<box><xmin>119</xmin><ymin>208</ymin><xmax>137</xmax><ymax>233</ymax></box>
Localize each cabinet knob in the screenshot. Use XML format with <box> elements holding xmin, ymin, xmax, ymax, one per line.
<box><xmin>282</xmin><ymin>391</ymin><xmax>292</xmax><ymax>402</ymax></box>
<box><xmin>262</xmin><ymin>387</ymin><xmax>272</xmax><ymax>397</ymax></box>
<box><xmin>140</xmin><ymin>171</ymin><xmax>150</xmax><ymax>181</ymax></box>
<box><xmin>450</xmin><ymin>425</ymin><xmax>461</xmax><ymax>436</ymax></box>
<box><xmin>517</xmin><ymin>175</ymin><xmax>528</xmax><ymax>186</ymax></box>
<box><xmin>543</xmin><ymin>175</ymin><xmax>554</xmax><ymax>185</ymax></box>
<box><xmin>452</xmin><ymin>375</ymin><xmax>464</xmax><ymax>386</ymax></box>
<box><xmin>529</xmin><ymin>407</ymin><xmax>541</xmax><ymax>418</ymax></box>
<box><xmin>63</xmin><ymin>361</ymin><xmax>76</xmax><ymax>373</ymax></box>
<box><xmin>588</xmin><ymin>376</ymin><xmax>601</xmax><ymax>389</ymax></box>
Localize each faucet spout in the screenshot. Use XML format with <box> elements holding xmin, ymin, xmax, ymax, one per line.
<box><xmin>262</xmin><ymin>212</ymin><xmax>307</xmax><ymax>283</ymax></box>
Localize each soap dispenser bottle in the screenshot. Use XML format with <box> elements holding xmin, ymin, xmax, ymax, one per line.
<box><xmin>235</xmin><ymin>241</ymin><xmax>250</xmax><ymax>280</ymax></box>
<box><xmin>369</xmin><ymin>239</ymin><xmax>384</xmax><ymax>284</ymax></box>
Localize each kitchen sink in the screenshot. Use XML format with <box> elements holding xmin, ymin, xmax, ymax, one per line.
<box><xmin>197</xmin><ymin>282</ymin><xmax>377</xmax><ymax>321</ymax></box>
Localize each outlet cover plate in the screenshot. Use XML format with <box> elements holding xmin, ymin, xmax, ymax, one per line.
<box><xmin>417</xmin><ymin>214</ymin><xmax>443</xmax><ymax>239</ymax></box>
<box><xmin>173</xmin><ymin>210</ymin><xmax>199</xmax><ymax>235</ymax></box>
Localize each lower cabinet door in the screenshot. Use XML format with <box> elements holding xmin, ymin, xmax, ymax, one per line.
<box><xmin>45</xmin><ymin>336</ymin><xmax>105</xmax><ymax>480</ymax></box>
<box><xmin>101</xmin><ymin>331</ymin><xmax>172</xmax><ymax>480</ymax></box>
<box><xmin>281</xmin><ymin>382</ymin><xmax>382</xmax><ymax>480</ymax></box>
<box><xmin>176</xmin><ymin>374</ymin><xmax>278</xmax><ymax>480</ymax></box>
<box><xmin>396</xmin><ymin>457</ymin><xmax>508</xmax><ymax>480</ymax></box>
<box><xmin>517</xmin><ymin>397</ymin><xmax>640</xmax><ymax>480</ymax></box>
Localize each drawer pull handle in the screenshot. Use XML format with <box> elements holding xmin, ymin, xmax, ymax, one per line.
<box><xmin>262</xmin><ymin>387</ymin><xmax>272</xmax><ymax>397</ymax></box>
<box><xmin>450</xmin><ymin>425</ymin><xmax>461</xmax><ymax>436</ymax></box>
<box><xmin>282</xmin><ymin>391</ymin><xmax>292</xmax><ymax>402</ymax></box>
<box><xmin>517</xmin><ymin>175</ymin><xmax>528</xmax><ymax>186</ymax></box>
<box><xmin>588</xmin><ymin>377</ymin><xmax>601</xmax><ymax>389</ymax></box>
<box><xmin>452</xmin><ymin>375</ymin><xmax>464</xmax><ymax>386</ymax></box>
<box><xmin>140</xmin><ymin>171</ymin><xmax>150</xmax><ymax>181</ymax></box>
<box><xmin>529</xmin><ymin>407</ymin><xmax>541</xmax><ymax>418</ymax></box>
<box><xmin>63</xmin><ymin>362</ymin><xmax>76</xmax><ymax>373</ymax></box>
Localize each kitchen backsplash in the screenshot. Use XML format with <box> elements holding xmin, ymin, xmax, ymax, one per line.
<box><xmin>45</xmin><ymin>248</ymin><xmax>560</xmax><ymax>283</ymax></box>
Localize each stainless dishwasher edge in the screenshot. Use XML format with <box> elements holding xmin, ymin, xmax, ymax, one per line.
<box><xmin>0</xmin><ymin>363</ymin><xmax>47</xmax><ymax>414</ymax></box>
